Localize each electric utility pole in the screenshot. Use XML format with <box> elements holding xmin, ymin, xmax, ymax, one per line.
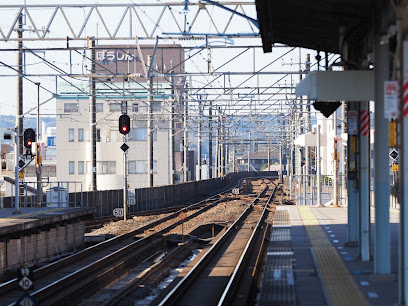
<box><xmin>170</xmin><ymin>74</ymin><xmax>175</xmax><ymax>185</ymax></box>
<box><xmin>183</xmin><ymin>82</ymin><xmax>189</xmax><ymax>182</ymax></box>
<box><xmin>197</xmin><ymin>97</ymin><xmax>202</xmax><ymax>180</ymax></box>
<box><xmin>35</xmin><ymin>82</ymin><xmax>42</xmax><ymax>207</ymax></box>
<box><xmin>304</xmin><ymin>54</ymin><xmax>311</xmax><ymax>191</ymax></box>
<box><xmin>147</xmin><ymin>55</ymin><xmax>154</xmax><ymax>187</ymax></box>
<box><xmin>89</xmin><ymin>37</ymin><xmax>97</xmax><ymax>192</ymax></box>
<box><xmin>17</xmin><ymin>12</ymin><xmax>24</xmax><ymax>155</ymax></box>
<box><xmin>208</xmin><ymin>101</ymin><xmax>213</xmax><ymax>178</ymax></box>
<box><xmin>248</xmin><ymin>131</ymin><xmax>251</xmax><ymax>172</ymax></box>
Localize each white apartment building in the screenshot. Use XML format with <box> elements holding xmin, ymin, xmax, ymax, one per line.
<box><xmin>56</xmin><ymin>82</ymin><xmax>182</xmax><ymax>190</ymax></box>
<box><xmin>56</xmin><ymin>45</ymin><xmax>184</xmax><ymax>191</ymax></box>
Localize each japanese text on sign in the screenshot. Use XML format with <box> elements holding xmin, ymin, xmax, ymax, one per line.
<box><xmin>384</xmin><ymin>81</ymin><xmax>399</xmax><ymax>119</ymax></box>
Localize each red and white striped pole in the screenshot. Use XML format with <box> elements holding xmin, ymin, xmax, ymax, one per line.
<box><xmin>360</xmin><ymin>109</ymin><xmax>370</xmax><ymax>137</ymax></box>
<box><xmin>403</xmin><ymin>79</ymin><xmax>408</xmax><ymax>117</ymax></box>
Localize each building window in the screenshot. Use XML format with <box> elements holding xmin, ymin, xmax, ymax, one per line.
<box><xmin>69</xmin><ymin>161</ymin><xmax>75</xmax><ymax>175</ymax></box>
<box><xmin>105</xmin><ymin>131</ymin><xmax>111</xmax><ymax>142</ymax></box>
<box><xmin>128</xmin><ymin>161</ymin><xmax>136</xmax><ymax>174</ymax></box>
<box><xmin>69</xmin><ymin>129</ymin><xmax>75</xmax><ymax>142</ymax></box>
<box><xmin>110</xmin><ymin>130</ymin><xmax>118</xmax><ymax>142</ymax></box>
<box><xmin>43</xmin><ymin>165</ymin><xmax>57</xmax><ymax>177</ymax></box>
<box><xmin>132</xmin><ymin>103</ymin><xmax>139</xmax><ymax>112</ymax></box>
<box><xmin>109</xmin><ymin>103</ymin><xmax>121</xmax><ymax>112</ymax></box>
<box><xmin>109</xmin><ymin>161</ymin><xmax>116</xmax><ymax>174</ymax></box>
<box><xmin>47</xmin><ymin>136</ymin><xmax>56</xmax><ymax>146</ymax></box>
<box><xmin>134</xmin><ymin>127</ymin><xmax>147</xmax><ymax>141</ymax></box>
<box><xmin>78</xmin><ymin>161</ymin><xmax>84</xmax><ymax>174</ymax></box>
<box><xmin>97</xmin><ymin>129</ymin><xmax>101</xmax><ymax>142</ymax></box>
<box><xmin>133</xmin><ymin>127</ymin><xmax>157</xmax><ymax>141</ymax></box>
<box><xmin>96</xmin><ymin>103</ymin><xmax>104</xmax><ymax>112</ymax></box>
<box><xmin>24</xmin><ymin>166</ymin><xmax>35</xmax><ymax>177</ymax></box>
<box><xmin>152</xmin><ymin>101</ymin><xmax>161</xmax><ymax>112</ymax></box>
<box><xmin>64</xmin><ymin>103</ymin><xmax>79</xmax><ymax>113</ymax></box>
<box><xmin>128</xmin><ymin>160</ymin><xmax>157</xmax><ymax>174</ymax></box>
<box><xmin>78</xmin><ymin>128</ymin><xmax>84</xmax><ymax>142</ymax></box>
<box><xmin>97</xmin><ymin>161</ymin><xmax>116</xmax><ymax>174</ymax></box>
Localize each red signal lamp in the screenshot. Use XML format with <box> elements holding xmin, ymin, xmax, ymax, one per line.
<box><xmin>119</xmin><ymin>114</ymin><xmax>130</xmax><ymax>135</ymax></box>
<box><xmin>23</xmin><ymin>128</ymin><xmax>36</xmax><ymax>149</ymax></box>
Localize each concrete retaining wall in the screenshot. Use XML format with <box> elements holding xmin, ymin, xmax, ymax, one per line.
<box><xmin>0</xmin><ymin>221</ymin><xmax>85</xmax><ymax>274</ymax></box>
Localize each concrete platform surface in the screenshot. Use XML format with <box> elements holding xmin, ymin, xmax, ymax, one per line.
<box><xmin>0</xmin><ymin>207</ymin><xmax>95</xmax><ymax>236</ymax></box>
<box><xmin>259</xmin><ymin>205</ymin><xmax>399</xmax><ymax>306</ymax></box>
<box><xmin>307</xmin><ymin>206</ymin><xmax>399</xmax><ymax>305</ymax></box>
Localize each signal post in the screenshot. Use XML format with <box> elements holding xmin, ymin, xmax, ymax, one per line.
<box><xmin>119</xmin><ymin>111</ymin><xmax>130</xmax><ymax>221</ymax></box>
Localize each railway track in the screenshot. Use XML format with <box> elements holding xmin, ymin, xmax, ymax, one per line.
<box><xmin>1</xmin><ymin>178</ymin><xmax>276</xmax><ymax>305</ymax></box>
<box><xmin>1</xmin><ymin>192</ymin><xmax>229</xmax><ymax>305</ymax></box>
<box><xmin>94</xmin><ymin>179</ymin><xmax>276</xmax><ymax>305</ymax></box>
<box><xmin>152</xmin><ymin>183</ymin><xmax>276</xmax><ymax>306</ymax></box>
<box><xmin>83</xmin><ymin>178</ymin><xmax>251</xmax><ymax>233</ymax></box>
<box><xmin>85</xmin><ymin>205</ymin><xmax>204</xmax><ymax>233</ymax></box>
<box><xmin>1</xmin><ymin>179</ymin><xmax>269</xmax><ymax>305</ymax></box>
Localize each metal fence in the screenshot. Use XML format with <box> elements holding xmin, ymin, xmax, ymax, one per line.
<box><xmin>77</xmin><ymin>171</ymin><xmax>278</xmax><ymax>217</ymax></box>
<box><xmin>2</xmin><ymin>171</ymin><xmax>278</xmax><ymax>216</ymax></box>
<box><xmin>289</xmin><ymin>174</ymin><xmax>347</xmax><ymax>206</ymax></box>
<box><xmin>9</xmin><ymin>181</ymin><xmax>83</xmax><ymax>208</ymax></box>
<box><xmin>288</xmin><ymin>174</ymin><xmax>400</xmax><ymax>208</ymax></box>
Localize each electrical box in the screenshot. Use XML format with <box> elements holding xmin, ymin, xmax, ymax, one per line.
<box><xmin>46</xmin><ymin>187</ymin><xmax>68</xmax><ymax>207</ymax></box>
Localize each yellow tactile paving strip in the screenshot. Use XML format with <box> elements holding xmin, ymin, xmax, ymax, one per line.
<box><xmin>298</xmin><ymin>206</ymin><xmax>369</xmax><ymax>306</ymax></box>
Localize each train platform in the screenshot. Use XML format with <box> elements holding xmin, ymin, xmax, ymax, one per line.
<box><xmin>0</xmin><ymin>206</ymin><xmax>95</xmax><ymax>273</ymax></box>
<box><xmin>258</xmin><ymin>205</ymin><xmax>399</xmax><ymax>306</ymax></box>
<box><xmin>0</xmin><ymin>206</ymin><xmax>95</xmax><ymax>237</ymax></box>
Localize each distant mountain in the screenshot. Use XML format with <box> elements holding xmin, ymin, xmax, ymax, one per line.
<box><xmin>0</xmin><ymin>115</ymin><xmax>56</xmax><ymax>144</ymax></box>
<box><xmin>0</xmin><ymin>115</ymin><xmax>55</xmax><ymax>130</ymax></box>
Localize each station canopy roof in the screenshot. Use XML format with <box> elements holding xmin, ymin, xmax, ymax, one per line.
<box><xmin>255</xmin><ymin>0</ymin><xmax>388</xmax><ymax>54</ymax></box>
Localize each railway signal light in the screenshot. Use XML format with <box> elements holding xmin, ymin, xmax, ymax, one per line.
<box><xmin>23</xmin><ymin>128</ymin><xmax>36</xmax><ymax>149</ymax></box>
<box><xmin>119</xmin><ymin>114</ymin><xmax>130</xmax><ymax>135</ymax></box>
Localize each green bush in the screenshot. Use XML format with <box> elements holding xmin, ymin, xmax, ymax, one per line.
<box><xmin>260</xmin><ymin>163</ymin><xmax>269</xmax><ymax>171</ymax></box>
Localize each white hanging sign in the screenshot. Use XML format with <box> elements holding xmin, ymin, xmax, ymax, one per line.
<box><xmin>384</xmin><ymin>81</ymin><xmax>399</xmax><ymax>119</ymax></box>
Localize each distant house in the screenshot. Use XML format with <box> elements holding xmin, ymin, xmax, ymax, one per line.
<box><xmin>264</xmin><ymin>164</ymin><xmax>281</xmax><ymax>171</ymax></box>
<box><xmin>236</xmin><ymin>149</ymin><xmax>280</xmax><ymax>171</ymax></box>
<box><xmin>1</xmin><ymin>144</ymin><xmax>10</xmax><ymax>171</ymax></box>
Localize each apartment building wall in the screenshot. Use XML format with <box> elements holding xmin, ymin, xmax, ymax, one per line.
<box><xmin>56</xmin><ymin>44</ymin><xmax>185</xmax><ymax>191</ymax></box>
<box><xmin>56</xmin><ymin>91</ymin><xmax>177</xmax><ymax>190</ymax></box>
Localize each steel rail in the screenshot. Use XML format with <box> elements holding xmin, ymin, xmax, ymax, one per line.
<box><xmin>157</xmin><ymin>183</ymin><xmax>270</xmax><ymax>305</ymax></box>
<box><xmin>218</xmin><ymin>184</ymin><xmax>276</xmax><ymax>305</ymax></box>
<box><xmin>5</xmin><ymin>194</ymin><xmax>228</xmax><ymax>304</ymax></box>
<box><xmin>0</xmin><ymin>185</ymin><xmax>232</xmax><ymax>298</ymax></box>
<box><xmin>28</xmin><ymin>181</ymin><xmax>248</xmax><ymax>304</ymax></box>
<box><xmin>99</xmin><ymin>241</ymin><xmax>195</xmax><ymax>306</ymax></box>
<box><xmin>31</xmin><ymin>235</ymin><xmax>165</xmax><ymax>304</ymax></box>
